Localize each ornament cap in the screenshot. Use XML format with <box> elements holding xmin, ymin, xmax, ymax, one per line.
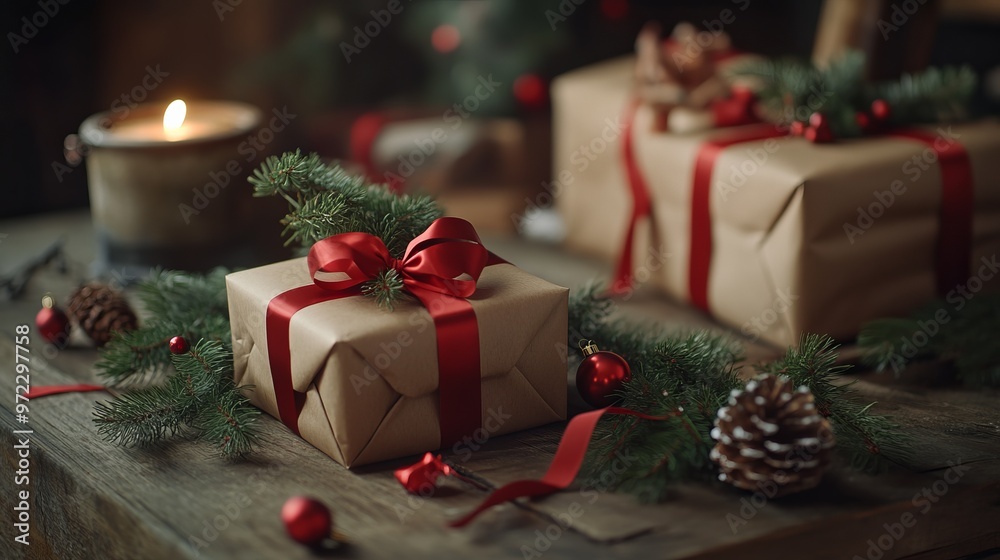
<box><xmin>41</xmin><ymin>294</ymin><xmax>55</xmax><ymax>309</ymax></box>
<box><xmin>580</xmin><ymin>340</ymin><xmax>600</xmax><ymax>356</ymax></box>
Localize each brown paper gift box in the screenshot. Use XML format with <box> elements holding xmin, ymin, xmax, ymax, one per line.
<box><xmin>227</xmin><ymin>258</ymin><xmax>568</xmax><ymax>467</ymax></box>
<box><xmin>554</xmin><ymin>56</ymin><xmax>1000</xmax><ymax>346</ymax></box>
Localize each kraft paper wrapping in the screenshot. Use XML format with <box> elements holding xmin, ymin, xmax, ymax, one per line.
<box><xmin>555</xmin><ymin>56</ymin><xmax>1000</xmax><ymax>346</ymax></box>
<box><xmin>227</xmin><ymin>259</ymin><xmax>568</xmax><ymax>467</ymax></box>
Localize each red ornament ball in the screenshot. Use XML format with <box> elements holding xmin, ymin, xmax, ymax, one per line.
<box><xmin>513</xmin><ymin>74</ymin><xmax>547</xmax><ymax>110</ymax></box>
<box><xmin>789</xmin><ymin>121</ymin><xmax>806</xmax><ymax>136</ymax></box>
<box><xmin>281</xmin><ymin>496</ymin><xmax>332</xmax><ymax>546</ymax></box>
<box><xmin>35</xmin><ymin>295</ymin><xmax>71</xmax><ymax>348</ymax></box>
<box><xmin>576</xmin><ymin>342</ymin><xmax>632</xmax><ymax>408</ymax></box>
<box><xmin>808</xmin><ymin>112</ymin><xmax>827</xmax><ymax>129</ymax></box>
<box><xmin>871</xmin><ymin>99</ymin><xmax>891</xmax><ymax>121</ymax></box>
<box><xmin>168</xmin><ymin>335</ymin><xmax>190</xmax><ymax>355</ymax></box>
<box><xmin>431</xmin><ymin>24</ymin><xmax>461</xmax><ymax>53</ymax></box>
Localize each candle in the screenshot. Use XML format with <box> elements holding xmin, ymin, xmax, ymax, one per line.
<box><xmin>77</xmin><ymin>99</ymin><xmax>264</xmax><ymax>272</ymax></box>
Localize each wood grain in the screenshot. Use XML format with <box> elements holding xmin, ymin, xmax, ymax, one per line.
<box><xmin>1</xmin><ymin>211</ymin><xmax>999</xmax><ymax>559</ymax></box>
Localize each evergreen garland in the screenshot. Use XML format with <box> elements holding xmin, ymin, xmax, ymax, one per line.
<box><xmin>738</xmin><ymin>51</ymin><xmax>976</xmax><ymax>138</ymax></box>
<box><xmin>858</xmin><ymin>294</ymin><xmax>1000</xmax><ymax>387</ymax></box>
<box><xmin>572</xmin><ymin>285</ymin><xmax>907</xmax><ymax>501</ymax></box>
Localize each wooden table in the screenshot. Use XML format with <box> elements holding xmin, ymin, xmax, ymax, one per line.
<box><xmin>2</xmin><ymin>211</ymin><xmax>999</xmax><ymax>560</ymax></box>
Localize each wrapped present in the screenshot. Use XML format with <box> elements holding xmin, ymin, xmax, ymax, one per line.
<box><xmin>554</xmin><ymin>57</ymin><xmax>1000</xmax><ymax>346</ymax></box>
<box><xmin>227</xmin><ymin>218</ymin><xmax>568</xmax><ymax>467</ymax></box>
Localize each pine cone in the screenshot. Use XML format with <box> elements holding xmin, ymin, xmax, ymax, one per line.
<box><xmin>67</xmin><ymin>283</ymin><xmax>138</xmax><ymax>346</ymax></box>
<box><xmin>710</xmin><ymin>374</ymin><xmax>834</xmax><ymax>497</ymax></box>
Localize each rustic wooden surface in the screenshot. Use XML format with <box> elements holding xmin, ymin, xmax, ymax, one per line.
<box><xmin>2</xmin><ymin>211</ymin><xmax>999</xmax><ymax>560</ymax></box>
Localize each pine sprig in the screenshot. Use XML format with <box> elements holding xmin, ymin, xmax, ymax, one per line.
<box><xmin>859</xmin><ymin>294</ymin><xmax>1000</xmax><ymax>387</ymax></box>
<box><xmin>736</xmin><ymin>51</ymin><xmax>976</xmax><ymax>138</ymax></box>
<box><xmin>93</xmin><ymin>340</ymin><xmax>259</xmax><ymax>458</ymax></box>
<box><xmin>572</xmin><ymin>288</ymin><xmax>906</xmax><ymax>501</ymax></box>
<box><xmin>249</xmin><ymin>150</ymin><xmax>443</xmax><ymax>306</ymax></box>
<box><xmin>96</xmin><ymin>269</ymin><xmax>231</xmax><ymax>386</ymax></box>
<box><xmin>758</xmin><ymin>335</ymin><xmax>910</xmax><ymax>472</ymax></box>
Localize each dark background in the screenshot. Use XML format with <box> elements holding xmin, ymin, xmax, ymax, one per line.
<box><xmin>2</xmin><ymin>0</ymin><xmax>998</xmax><ymax>219</ymax></box>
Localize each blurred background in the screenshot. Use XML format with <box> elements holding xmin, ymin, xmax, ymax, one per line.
<box><xmin>2</xmin><ymin>0</ymin><xmax>998</xmax><ymax>227</ymax></box>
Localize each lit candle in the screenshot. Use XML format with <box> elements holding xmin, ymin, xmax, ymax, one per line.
<box><xmin>77</xmin><ymin>99</ymin><xmax>264</xmax><ymax>272</ymax></box>
<box><xmin>100</xmin><ymin>99</ymin><xmax>253</xmax><ymax>144</ymax></box>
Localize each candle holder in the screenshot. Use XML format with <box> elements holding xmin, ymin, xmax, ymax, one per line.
<box><xmin>77</xmin><ymin>100</ymin><xmax>263</xmax><ymax>276</ymax></box>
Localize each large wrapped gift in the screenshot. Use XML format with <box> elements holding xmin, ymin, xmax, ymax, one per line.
<box><xmin>554</xmin><ymin>57</ymin><xmax>1000</xmax><ymax>346</ymax></box>
<box><xmin>227</xmin><ymin>218</ymin><xmax>568</xmax><ymax>467</ymax></box>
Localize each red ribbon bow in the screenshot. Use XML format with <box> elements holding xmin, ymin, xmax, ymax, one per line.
<box><xmin>307</xmin><ymin>216</ymin><xmax>489</xmax><ymax>298</ymax></box>
<box><xmin>266</xmin><ymin>217</ymin><xmax>501</xmax><ymax>447</ymax></box>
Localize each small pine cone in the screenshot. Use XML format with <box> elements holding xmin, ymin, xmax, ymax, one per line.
<box><xmin>67</xmin><ymin>283</ymin><xmax>138</xmax><ymax>346</ymax></box>
<box><xmin>710</xmin><ymin>374</ymin><xmax>834</xmax><ymax>497</ymax></box>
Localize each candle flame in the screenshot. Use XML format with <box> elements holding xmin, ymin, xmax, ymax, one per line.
<box><xmin>163</xmin><ymin>99</ymin><xmax>187</xmax><ymax>135</ymax></box>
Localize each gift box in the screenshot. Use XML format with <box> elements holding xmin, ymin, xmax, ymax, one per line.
<box><xmin>227</xmin><ymin>220</ymin><xmax>568</xmax><ymax>467</ymax></box>
<box><xmin>554</xmin><ymin>57</ymin><xmax>1000</xmax><ymax>346</ymax></box>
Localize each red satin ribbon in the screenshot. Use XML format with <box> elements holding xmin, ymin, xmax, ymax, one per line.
<box><xmin>23</xmin><ymin>384</ymin><xmax>107</xmax><ymax>399</ymax></box>
<box><xmin>612</xmin><ymin>95</ymin><xmax>763</xmax><ymax>296</ymax></box>
<box><xmin>610</xmin><ymin>99</ymin><xmax>653</xmax><ymax>295</ymax></box>
<box><xmin>889</xmin><ymin>130</ymin><xmax>974</xmax><ymax>295</ymax></box>
<box><xmin>264</xmin><ymin>217</ymin><xmax>494</xmax><ymax>447</ymax></box>
<box><xmin>449</xmin><ymin>407</ymin><xmax>669</xmax><ymax>528</ymax></box>
<box><xmin>688</xmin><ymin>124</ymin><xmax>787</xmax><ymax>311</ymax></box>
<box><xmin>616</xmin><ymin>114</ymin><xmax>974</xmax><ymax>312</ymax></box>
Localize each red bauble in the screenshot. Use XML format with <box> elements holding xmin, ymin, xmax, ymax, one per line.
<box><xmin>871</xmin><ymin>99</ymin><xmax>891</xmax><ymax>121</ymax></box>
<box><xmin>281</xmin><ymin>496</ymin><xmax>332</xmax><ymax>546</ymax></box>
<box><xmin>808</xmin><ymin>112</ymin><xmax>827</xmax><ymax>129</ymax></box>
<box><xmin>35</xmin><ymin>295</ymin><xmax>71</xmax><ymax>348</ymax></box>
<box><xmin>431</xmin><ymin>24</ymin><xmax>460</xmax><ymax>53</ymax></box>
<box><xmin>513</xmin><ymin>74</ymin><xmax>547</xmax><ymax>110</ymax></box>
<box><xmin>789</xmin><ymin>121</ymin><xmax>806</xmax><ymax>136</ymax></box>
<box><xmin>575</xmin><ymin>342</ymin><xmax>631</xmax><ymax>408</ymax></box>
<box><xmin>168</xmin><ymin>335</ymin><xmax>190</xmax><ymax>355</ymax></box>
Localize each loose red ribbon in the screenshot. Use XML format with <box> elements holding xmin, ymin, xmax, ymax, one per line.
<box><xmin>23</xmin><ymin>384</ymin><xmax>107</xmax><ymax>399</ymax></box>
<box><xmin>265</xmin><ymin>217</ymin><xmax>495</xmax><ymax>447</ymax></box>
<box><xmin>448</xmin><ymin>407</ymin><xmax>669</xmax><ymax>528</ymax></box>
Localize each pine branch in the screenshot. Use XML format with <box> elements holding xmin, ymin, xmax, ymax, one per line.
<box><xmin>96</xmin><ymin>269</ymin><xmax>231</xmax><ymax>386</ymax></box>
<box><xmin>759</xmin><ymin>334</ymin><xmax>910</xmax><ymax>472</ymax></box>
<box><xmin>249</xmin><ymin>150</ymin><xmax>442</xmax><ymax>308</ymax></box>
<box><xmin>859</xmin><ymin>294</ymin><xmax>1000</xmax><ymax>387</ymax></box>
<box><xmin>93</xmin><ymin>386</ymin><xmax>186</xmax><ymax>447</ymax></box>
<box><xmin>570</xmin><ymin>288</ymin><xmax>908</xmax><ymax>500</ymax></box>
<box><xmin>735</xmin><ymin>51</ymin><xmax>976</xmax><ymax>138</ymax></box>
<box><xmin>94</xmin><ymin>339</ymin><xmax>260</xmax><ymax>459</ymax></box>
